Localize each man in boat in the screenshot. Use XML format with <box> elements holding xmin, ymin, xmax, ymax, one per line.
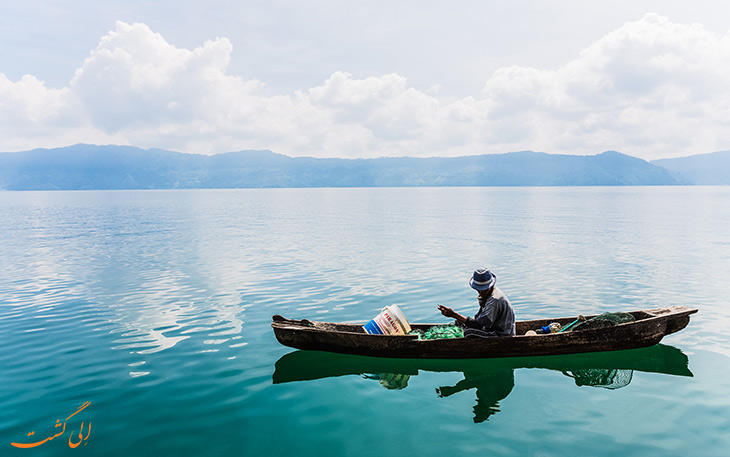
<box><xmin>438</xmin><ymin>268</ymin><xmax>516</xmax><ymax>337</ymax></box>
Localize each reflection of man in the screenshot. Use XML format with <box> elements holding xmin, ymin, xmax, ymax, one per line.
<box><xmin>436</xmin><ymin>368</ymin><xmax>515</xmax><ymax>423</ymax></box>
<box><xmin>438</xmin><ymin>268</ymin><xmax>515</xmax><ymax>337</ymax></box>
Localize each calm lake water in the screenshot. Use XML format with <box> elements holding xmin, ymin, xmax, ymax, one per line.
<box><xmin>1</xmin><ymin>187</ymin><xmax>729</xmax><ymax>456</ymax></box>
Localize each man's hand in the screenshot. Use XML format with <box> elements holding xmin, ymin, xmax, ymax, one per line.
<box><xmin>439</xmin><ymin>305</ymin><xmax>466</xmax><ymax>324</ymax></box>
<box><xmin>438</xmin><ymin>304</ymin><xmax>458</xmax><ymax>318</ymax></box>
<box><xmin>438</xmin><ymin>304</ymin><xmax>467</xmax><ymax>324</ymax></box>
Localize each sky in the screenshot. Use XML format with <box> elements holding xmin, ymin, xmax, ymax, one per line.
<box><xmin>2</xmin><ymin>0</ymin><xmax>730</xmax><ymax>160</ymax></box>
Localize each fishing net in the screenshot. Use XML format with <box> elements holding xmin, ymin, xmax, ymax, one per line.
<box><xmin>563</xmin><ymin>369</ymin><xmax>634</xmax><ymax>389</ymax></box>
<box><xmin>409</xmin><ymin>324</ymin><xmax>464</xmax><ymax>340</ymax></box>
<box><xmin>568</xmin><ymin>312</ymin><xmax>635</xmax><ymax>332</ymax></box>
<box><xmin>362</xmin><ymin>373</ymin><xmax>411</xmax><ymax>389</ymax></box>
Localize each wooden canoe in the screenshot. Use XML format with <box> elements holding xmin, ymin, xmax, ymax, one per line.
<box><xmin>271</xmin><ymin>305</ymin><xmax>697</xmax><ymax>359</ymax></box>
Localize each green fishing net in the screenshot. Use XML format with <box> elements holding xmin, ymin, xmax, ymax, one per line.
<box><xmin>409</xmin><ymin>324</ymin><xmax>464</xmax><ymax>340</ymax></box>
<box><xmin>361</xmin><ymin>373</ymin><xmax>410</xmax><ymax>389</ymax></box>
<box><xmin>568</xmin><ymin>312</ymin><xmax>635</xmax><ymax>332</ymax></box>
<box><xmin>376</xmin><ymin>373</ymin><xmax>410</xmax><ymax>390</ymax></box>
<box><xmin>564</xmin><ymin>369</ymin><xmax>633</xmax><ymax>389</ymax></box>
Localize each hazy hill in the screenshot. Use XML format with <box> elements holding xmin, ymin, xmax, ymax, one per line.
<box><xmin>0</xmin><ymin>144</ymin><xmax>685</xmax><ymax>190</ymax></box>
<box><xmin>652</xmin><ymin>150</ymin><xmax>730</xmax><ymax>185</ymax></box>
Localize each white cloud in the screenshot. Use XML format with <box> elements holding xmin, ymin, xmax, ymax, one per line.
<box><xmin>294</xmin><ymin>72</ymin><xmax>443</xmax><ymax>156</ymax></box>
<box><xmin>0</xmin><ymin>73</ymin><xmax>103</xmax><ymax>151</ymax></box>
<box><xmin>0</xmin><ymin>74</ymin><xmax>67</xmax><ymax>123</ymax></box>
<box><xmin>71</xmin><ymin>22</ymin><xmax>257</xmax><ymax>130</ymax></box>
<box><xmin>3</xmin><ymin>15</ymin><xmax>730</xmax><ymax>159</ymax></box>
<box><xmin>477</xmin><ymin>13</ymin><xmax>730</xmax><ymax>158</ymax></box>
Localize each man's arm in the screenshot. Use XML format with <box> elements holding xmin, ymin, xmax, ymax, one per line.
<box><xmin>438</xmin><ymin>304</ymin><xmax>468</xmax><ymax>324</ymax></box>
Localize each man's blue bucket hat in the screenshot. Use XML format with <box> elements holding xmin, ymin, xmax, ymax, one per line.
<box><xmin>469</xmin><ymin>268</ymin><xmax>496</xmax><ymax>291</ymax></box>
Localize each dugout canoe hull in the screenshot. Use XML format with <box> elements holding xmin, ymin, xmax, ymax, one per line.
<box><xmin>271</xmin><ymin>305</ymin><xmax>697</xmax><ymax>359</ymax></box>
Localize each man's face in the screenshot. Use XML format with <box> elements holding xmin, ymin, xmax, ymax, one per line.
<box><xmin>477</xmin><ymin>287</ymin><xmax>492</xmax><ymax>299</ymax></box>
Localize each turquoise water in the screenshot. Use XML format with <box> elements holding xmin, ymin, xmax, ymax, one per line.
<box><xmin>1</xmin><ymin>187</ymin><xmax>729</xmax><ymax>456</ymax></box>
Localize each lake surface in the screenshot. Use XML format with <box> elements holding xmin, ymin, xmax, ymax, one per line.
<box><xmin>1</xmin><ymin>187</ymin><xmax>729</xmax><ymax>456</ymax></box>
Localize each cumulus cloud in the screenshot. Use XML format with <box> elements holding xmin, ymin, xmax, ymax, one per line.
<box><xmin>3</xmin><ymin>15</ymin><xmax>730</xmax><ymax>159</ymax></box>
<box><xmin>71</xmin><ymin>22</ymin><xmax>266</xmax><ymax>131</ymax></box>
<box><xmin>479</xmin><ymin>13</ymin><xmax>730</xmax><ymax>157</ymax></box>
<box><xmin>292</xmin><ymin>72</ymin><xmax>443</xmax><ymax>156</ymax></box>
<box><xmin>0</xmin><ymin>74</ymin><xmax>77</xmax><ymax>148</ymax></box>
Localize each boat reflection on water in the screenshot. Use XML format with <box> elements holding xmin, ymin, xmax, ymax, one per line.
<box><xmin>273</xmin><ymin>344</ymin><xmax>692</xmax><ymax>423</ymax></box>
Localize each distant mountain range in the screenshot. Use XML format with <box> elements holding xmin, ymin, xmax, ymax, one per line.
<box><xmin>0</xmin><ymin>144</ymin><xmax>728</xmax><ymax>190</ymax></box>
<box><xmin>651</xmin><ymin>150</ymin><xmax>730</xmax><ymax>185</ymax></box>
